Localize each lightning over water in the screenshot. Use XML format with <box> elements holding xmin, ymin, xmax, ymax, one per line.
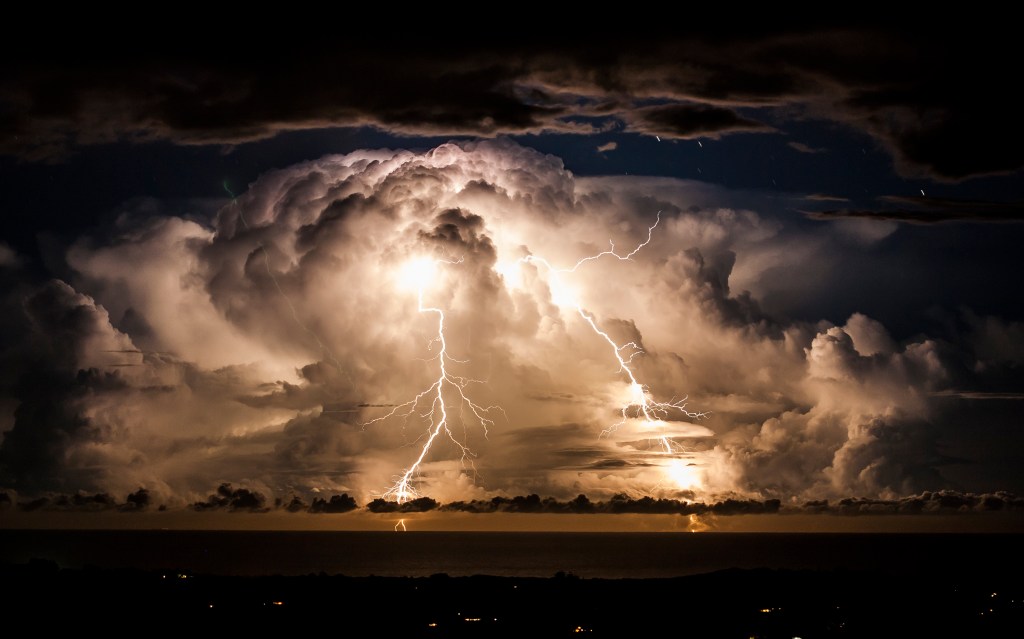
<box><xmin>368</xmin><ymin>213</ymin><xmax>705</xmax><ymax>502</ymax></box>
<box><xmin>362</xmin><ymin>257</ymin><xmax>504</xmax><ymax>503</ymax></box>
<box><xmin>511</xmin><ymin>213</ymin><xmax>707</xmax><ymax>455</ymax></box>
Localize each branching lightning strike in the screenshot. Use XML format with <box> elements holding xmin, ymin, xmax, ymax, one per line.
<box><xmin>517</xmin><ymin>212</ymin><xmax>707</xmax><ymax>454</ymax></box>
<box><xmin>230</xmin><ymin>178</ymin><xmax>702</xmax><ymax>499</ymax></box>
<box><xmin>363</xmin><ymin>258</ymin><xmax>504</xmax><ymax>503</ymax></box>
<box><xmin>370</xmin><ymin>213</ymin><xmax>705</xmax><ymax>501</ymax></box>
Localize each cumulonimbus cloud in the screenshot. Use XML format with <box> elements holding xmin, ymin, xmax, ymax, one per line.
<box><xmin>0</xmin><ymin>140</ymin><xmax>1015</xmax><ymax>507</ymax></box>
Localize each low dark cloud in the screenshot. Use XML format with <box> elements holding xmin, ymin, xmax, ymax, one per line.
<box><xmin>14</xmin><ymin>491</ymin><xmax>120</xmax><ymax>512</ymax></box>
<box><xmin>4</xmin><ymin>28</ymin><xmax>1019</xmax><ymax>180</ymax></box>
<box><xmin>308</xmin><ymin>494</ymin><xmax>358</xmax><ymax>513</ymax></box>
<box><xmin>366</xmin><ymin>497</ymin><xmax>439</xmax><ymax>513</ymax></box>
<box><xmin>121</xmin><ymin>487</ymin><xmax>151</xmax><ymax>511</ymax></box>
<box><xmin>802</xmin><ymin>491</ymin><xmax>1024</xmax><ymax>515</ymax></box>
<box><xmin>6</xmin><ymin>484</ymin><xmax>1019</xmax><ymax>518</ymax></box>
<box><xmin>440</xmin><ymin>493</ymin><xmax>781</xmax><ymax>516</ymax></box>
<box><xmin>436</xmin><ymin>491</ymin><xmax>1022</xmax><ymax>517</ymax></box>
<box><xmin>192</xmin><ymin>484</ymin><xmax>269</xmax><ymax>513</ymax></box>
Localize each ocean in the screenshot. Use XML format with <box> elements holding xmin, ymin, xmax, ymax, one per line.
<box><xmin>1</xmin><ymin>530</ymin><xmax>1020</xmax><ymax>578</ymax></box>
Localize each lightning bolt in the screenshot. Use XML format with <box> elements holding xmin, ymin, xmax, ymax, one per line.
<box><xmin>576</xmin><ymin>308</ymin><xmax>705</xmax><ymax>451</ymax></box>
<box><xmin>516</xmin><ymin>212</ymin><xmax>707</xmax><ymax>454</ymax></box>
<box><xmin>363</xmin><ymin>257</ymin><xmax>504</xmax><ymax>503</ymax></box>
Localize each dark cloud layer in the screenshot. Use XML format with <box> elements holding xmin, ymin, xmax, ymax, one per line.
<box><xmin>367</xmin><ymin>497</ymin><xmax>439</xmax><ymax>513</ymax></box>
<box><xmin>308</xmin><ymin>494</ymin><xmax>358</xmax><ymax>513</ymax></box>
<box><xmin>441</xmin><ymin>493</ymin><xmax>781</xmax><ymax>515</ymax></box>
<box><xmin>8</xmin><ymin>486</ymin><xmax>1019</xmax><ymax>519</ymax></box>
<box><xmin>193</xmin><ymin>484</ymin><xmax>269</xmax><ymax>513</ymax></box>
<box><xmin>4</xmin><ymin>27</ymin><xmax>1020</xmax><ymax>180</ymax></box>
<box><xmin>9</xmin><ymin>488</ymin><xmax>150</xmax><ymax>512</ymax></box>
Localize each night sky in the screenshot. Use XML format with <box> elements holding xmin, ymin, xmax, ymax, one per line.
<box><xmin>2</xmin><ymin>23</ymin><xmax>1022</xmax><ymax>530</ymax></box>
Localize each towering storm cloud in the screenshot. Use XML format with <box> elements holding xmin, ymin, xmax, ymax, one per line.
<box><xmin>0</xmin><ymin>141</ymin><xmax>1015</xmax><ymax>507</ymax></box>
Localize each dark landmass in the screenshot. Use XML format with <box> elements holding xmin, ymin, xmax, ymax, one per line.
<box><xmin>3</xmin><ymin>560</ymin><xmax>1020</xmax><ymax>637</ymax></box>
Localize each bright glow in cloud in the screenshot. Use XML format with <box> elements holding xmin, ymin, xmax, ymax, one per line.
<box><xmin>397</xmin><ymin>257</ymin><xmax>440</xmax><ymax>292</ymax></box>
<box><xmin>666</xmin><ymin>459</ymin><xmax>702</xmax><ymax>491</ymax></box>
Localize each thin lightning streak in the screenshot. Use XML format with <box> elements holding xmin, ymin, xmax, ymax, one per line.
<box><xmin>516</xmin><ymin>212</ymin><xmax>707</xmax><ymax>453</ymax></box>
<box><xmin>577</xmin><ymin>307</ymin><xmax>705</xmax><ymax>452</ymax></box>
<box><xmin>395</xmin><ymin>519</ymin><xmax>407</xmax><ymax>531</ymax></box>
<box><xmin>362</xmin><ymin>257</ymin><xmax>505</xmax><ymax>503</ymax></box>
<box><xmin>223</xmin><ymin>182</ymin><xmax>352</xmax><ymax>387</ymax></box>
<box><xmin>560</xmin><ymin>211</ymin><xmax>661</xmax><ymax>273</ymax></box>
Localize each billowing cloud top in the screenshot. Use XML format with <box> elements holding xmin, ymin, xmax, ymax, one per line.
<box><xmin>0</xmin><ymin>140</ymin><xmax>1019</xmax><ymax>508</ymax></box>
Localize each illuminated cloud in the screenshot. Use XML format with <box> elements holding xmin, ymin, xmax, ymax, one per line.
<box><xmin>0</xmin><ymin>140</ymin><xmax>1008</xmax><ymax>506</ymax></box>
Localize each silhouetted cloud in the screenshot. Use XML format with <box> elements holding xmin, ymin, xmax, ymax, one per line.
<box><xmin>308</xmin><ymin>494</ymin><xmax>358</xmax><ymax>513</ymax></box>
<box><xmin>367</xmin><ymin>497</ymin><xmax>438</xmax><ymax>513</ymax></box>
<box><xmin>801</xmin><ymin>491</ymin><xmax>1024</xmax><ymax>515</ymax></box>
<box><xmin>434</xmin><ymin>491</ymin><xmax>1019</xmax><ymax>517</ymax></box>
<box><xmin>439</xmin><ymin>493</ymin><xmax>780</xmax><ymax>515</ymax></box>
<box><xmin>14</xmin><ymin>491</ymin><xmax>120</xmax><ymax>512</ymax></box>
<box><xmin>5</xmin><ymin>484</ymin><xmax>1020</xmax><ymax>518</ymax></box>
<box><xmin>121</xmin><ymin>487</ymin><xmax>151</xmax><ymax>512</ymax></box>
<box><xmin>193</xmin><ymin>484</ymin><xmax>269</xmax><ymax>513</ymax></box>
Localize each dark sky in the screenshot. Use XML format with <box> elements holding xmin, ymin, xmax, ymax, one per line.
<box><xmin>1</xmin><ymin>24</ymin><xmax>1022</xmax><ymax>525</ymax></box>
